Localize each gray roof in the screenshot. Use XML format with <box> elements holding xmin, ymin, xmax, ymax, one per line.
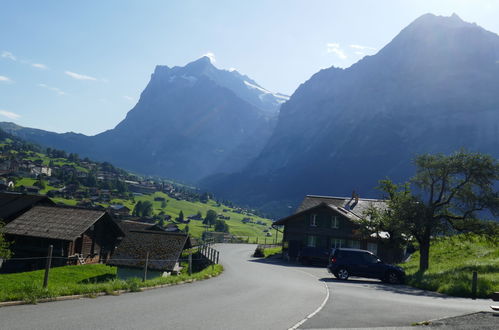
<box><xmin>0</xmin><ymin>192</ymin><xmax>54</xmax><ymax>222</ymax></box>
<box><xmin>107</xmin><ymin>230</ymin><xmax>189</xmax><ymax>271</ymax></box>
<box><xmin>274</xmin><ymin>195</ymin><xmax>387</xmax><ymax>225</ymax></box>
<box><xmin>3</xmin><ymin>206</ymin><xmax>108</xmax><ymax>241</ymax></box>
<box><xmin>297</xmin><ymin>195</ymin><xmax>387</xmax><ymax>221</ymax></box>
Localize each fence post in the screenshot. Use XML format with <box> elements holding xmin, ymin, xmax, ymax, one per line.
<box><xmin>471</xmin><ymin>271</ymin><xmax>478</xmax><ymax>300</ymax></box>
<box><xmin>216</xmin><ymin>251</ymin><xmax>219</xmax><ymax>264</ymax></box>
<box><xmin>143</xmin><ymin>251</ymin><xmax>149</xmax><ymax>282</ymax></box>
<box><xmin>43</xmin><ymin>245</ymin><xmax>53</xmax><ymax>288</ymax></box>
<box><xmin>188</xmin><ymin>252</ymin><xmax>192</xmax><ymax>276</ymax></box>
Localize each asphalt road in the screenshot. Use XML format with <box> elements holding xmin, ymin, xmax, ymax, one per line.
<box><xmin>0</xmin><ymin>244</ymin><xmax>492</xmax><ymax>330</ymax></box>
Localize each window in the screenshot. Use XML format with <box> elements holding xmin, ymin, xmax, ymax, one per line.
<box><xmin>307</xmin><ymin>235</ymin><xmax>317</xmax><ymax>247</ymax></box>
<box><xmin>331</xmin><ymin>215</ymin><xmax>339</xmax><ymax>229</ymax></box>
<box><xmin>348</xmin><ymin>240</ymin><xmax>360</xmax><ymax>249</ymax></box>
<box><xmin>361</xmin><ymin>252</ymin><xmax>379</xmax><ymax>264</ymax></box>
<box><xmin>310</xmin><ymin>214</ymin><xmax>317</xmax><ymax>227</ymax></box>
<box><xmin>367</xmin><ymin>242</ymin><xmax>378</xmax><ymax>255</ymax></box>
<box><xmin>331</xmin><ymin>238</ymin><xmax>345</xmax><ymax>248</ymax></box>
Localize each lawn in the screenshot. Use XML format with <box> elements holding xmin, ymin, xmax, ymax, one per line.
<box><xmin>0</xmin><ymin>263</ymin><xmax>223</xmax><ymax>303</ymax></box>
<box><xmin>399</xmin><ymin>234</ymin><xmax>499</xmax><ymax>298</ymax></box>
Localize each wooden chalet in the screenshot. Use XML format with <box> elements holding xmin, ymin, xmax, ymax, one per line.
<box><xmin>0</xmin><ymin>192</ymin><xmax>54</xmax><ymax>223</ymax></box>
<box><xmin>273</xmin><ymin>194</ymin><xmax>403</xmax><ymax>263</ymax></box>
<box><xmin>2</xmin><ymin>206</ymin><xmax>124</xmax><ymax>273</ymax></box>
<box><xmin>108</xmin><ymin>220</ymin><xmax>191</xmax><ymax>280</ymax></box>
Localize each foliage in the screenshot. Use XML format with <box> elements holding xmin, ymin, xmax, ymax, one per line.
<box><xmin>177</xmin><ymin>210</ymin><xmax>184</xmax><ymax>222</ymax></box>
<box><xmin>399</xmin><ymin>234</ymin><xmax>498</xmax><ymax>298</ymax></box>
<box><xmin>203</xmin><ymin>209</ymin><xmax>217</xmax><ymax>227</ymax></box>
<box><xmin>365</xmin><ymin>150</ymin><xmax>498</xmax><ymax>271</ymax></box>
<box><xmin>132</xmin><ymin>201</ymin><xmax>153</xmax><ymax>217</ymax></box>
<box><xmin>214</xmin><ymin>219</ymin><xmax>229</xmax><ymax>233</ymax></box>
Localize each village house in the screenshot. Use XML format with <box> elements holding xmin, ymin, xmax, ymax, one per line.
<box><xmin>273</xmin><ymin>194</ymin><xmax>402</xmax><ymax>263</ymax></box>
<box><xmin>108</xmin><ymin>220</ymin><xmax>191</xmax><ymax>280</ymax></box>
<box><xmin>1</xmin><ymin>203</ymin><xmax>124</xmax><ymax>273</ymax></box>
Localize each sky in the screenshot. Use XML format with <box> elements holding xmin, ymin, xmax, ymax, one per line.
<box><xmin>1</xmin><ymin>0</ymin><xmax>498</xmax><ymax>135</ymax></box>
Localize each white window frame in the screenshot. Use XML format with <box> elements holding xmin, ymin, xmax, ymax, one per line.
<box><xmin>331</xmin><ymin>238</ymin><xmax>344</xmax><ymax>249</ymax></box>
<box><xmin>331</xmin><ymin>215</ymin><xmax>339</xmax><ymax>229</ymax></box>
<box><xmin>348</xmin><ymin>240</ymin><xmax>361</xmax><ymax>249</ymax></box>
<box><xmin>310</xmin><ymin>214</ymin><xmax>317</xmax><ymax>227</ymax></box>
<box><xmin>307</xmin><ymin>235</ymin><xmax>317</xmax><ymax>247</ymax></box>
<box><xmin>367</xmin><ymin>242</ymin><xmax>378</xmax><ymax>255</ymax></box>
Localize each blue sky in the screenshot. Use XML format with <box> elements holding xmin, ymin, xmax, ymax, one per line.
<box><xmin>1</xmin><ymin>0</ymin><xmax>498</xmax><ymax>135</ymax></box>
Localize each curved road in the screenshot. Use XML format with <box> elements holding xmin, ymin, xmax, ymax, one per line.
<box><xmin>0</xmin><ymin>244</ymin><xmax>491</xmax><ymax>329</ymax></box>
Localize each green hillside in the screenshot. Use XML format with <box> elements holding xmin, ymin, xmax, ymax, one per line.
<box><xmin>400</xmin><ymin>234</ymin><xmax>498</xmax><ymax>298</ymax></box>
<box><xmin>0</xmin><ymin>129</ymin><xmax>282</xmax><ymax>242</ymax></box>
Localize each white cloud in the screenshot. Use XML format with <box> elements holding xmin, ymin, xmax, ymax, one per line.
<box><xmin>38</xmin><ymin>83</ymin><xmax>65</xmax><ymax>95</ymax></box>
<box><xmin>228</xmin><ymin>67</ymin><xmax>237</xmax><ymax>72</ymax></box>
<box><xmin>0</xmin><ymin>110</ymin><xmax>20</xmax><ymax>119</ymax></box>
<box><xmin>1</xmin><ymin>51</ymin><xmax>16</xmax><ymax>61</ymax></box>
<box><xmin>123</xmin><ymin>95</ymin><xmax>134</xmax><ymax>101</ymax></box>
<box><xmin>203</xmin><ymin>52</ymin><xmax>216</xmax><ymax>63</ymax></box>
<box><xmin>354</xmin><ymin>51</ymin><xmax>364</xmax><ymax>55</ymax></box>
<box><xmin>326</xmin><ymin>43</ymin><xmax>347</xmax><ymax>60</ymax></box>
<box><xmin>65</xmin><ymin>71</ymin><xmax>97</xmax><ymax>81</ymax></box>
<box><xmin>0</xmin><ymin>75</ymin><xmax>12</xmax><ymax>82</ymax></box>
<box><xmin>32</xmin><ymin>63</ymin><xmax>48</xmax><ymax>70</ymax></box>
<box><xmin>349</xmin><ymin>44</ymin><xmax>376</xmax><ymax>51</ymax></box>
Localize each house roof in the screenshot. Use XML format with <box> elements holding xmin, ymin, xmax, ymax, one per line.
<box><xmin>0</xmin><ymin>192</ymin><xmax>54</xmax><ymax>223</ymax></box>
<box><xmin>117</xmin><ymin>220</ymin><xmax>167</xmax><ymax>233</ymax></box>
<box><xmin>107</xmin><ymin>230</ymin><xmax>190</xmax><ymax>271</ymax></box>
<box><xmin>3</xmin><ymin>206</ymin><xmax>112</xmax><ymax>241</ymax></box>
<box><xmin>274</xmin><ymin>195</ymin><xmax>387</xmax><ymax>226</ymax></box>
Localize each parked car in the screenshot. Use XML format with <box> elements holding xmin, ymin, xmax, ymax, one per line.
<box><xmin>327</xmin><ymin>248</ymin><xmax>405</xmax><ymax>284</ymax></box>
<box><xmin>297</xmin><ymin>246</ymin><xmax>331</xmax><ymax>265</ymax></box>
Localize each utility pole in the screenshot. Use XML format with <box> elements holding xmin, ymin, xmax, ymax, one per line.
<box><xmin>143</xmin><ymin>252</ymin><xmax>149</xmax><ymax>282</ymax></box>
<box><xmin>43</xmin><ymin>245</ymin><xmax>53</xmax><ymax>288</ymax></box>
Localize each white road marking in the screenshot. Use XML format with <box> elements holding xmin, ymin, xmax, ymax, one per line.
<box><xmin>288</xmin><ymin>269</ymin><xmax>331</xmax><ymax>330</ymax></box>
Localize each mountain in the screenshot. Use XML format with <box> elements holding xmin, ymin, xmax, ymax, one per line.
<box><xmin>1</xmin><ymin>57</ymin><xmax>288</xmax><ymax>182</ymax></box>
<box><xmin>203</xmin><ymin>13</ymin><xmax>499</xmax><ymax>216</ymax></box>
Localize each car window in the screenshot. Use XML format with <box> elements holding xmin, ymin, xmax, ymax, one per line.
<box><xmin>362</xmin><ymin>253</ymin><xmax>378</xmax><ymax>264</ymax></box>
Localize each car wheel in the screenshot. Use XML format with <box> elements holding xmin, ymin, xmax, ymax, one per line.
<box><xmin>336</xmin><ymin>268</ymin><xmax>349</xmax><ymax>280</ymax></box>
<box><xmin>386</xmin><ymin>271</ymin><xmax>401</xmax><ymax>284</ymax></box>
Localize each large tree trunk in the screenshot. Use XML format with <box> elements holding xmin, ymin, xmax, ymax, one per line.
<box><xmin>419</xmin><ymin>238</ymin><xmax>430</xmax><ymax>272</ymax></box>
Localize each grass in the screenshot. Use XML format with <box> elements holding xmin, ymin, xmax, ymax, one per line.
<box><xmin>110</xmin><ymin>192</ymin><xmax>282</xmax><ymax>242</ymax></box>
<box><xmin>262</xmin><ymin>247</ymin><xmax>282</xmax><ymax>258</ymax></box>
<box><xmin>0</xmin><ymin>263</ymin><xmax>223</xmax><ymax>303</ymax></box>
<box><xmin>399</xmin><ymin>234</ymin><xmax>499</xmax><ymax>298</ymax></box>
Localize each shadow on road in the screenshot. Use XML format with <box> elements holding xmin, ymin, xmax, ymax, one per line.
<box><xmin>319</xmin><ymin>277</ymin><xmax>454</xmax><ymax>298</ymax></box>
<box><xmin>251</xmin><ymin>257</ymin><xmax>456</xmax><ymax>299</ymax></box>
<box><xmin>249</xmin><ymin>256</ymin><xmax>327</xmax><ymax>268</ymax></box>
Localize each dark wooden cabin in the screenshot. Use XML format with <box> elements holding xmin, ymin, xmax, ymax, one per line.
<box><xmin>2</xmin><ymin>206</ymin><xmax>124</xmax><ymax>273</ymax></box>
<box><xmin>273</xmin><ymin>195</ymin><xmax>403</xmax><ymax>263</ymax></box>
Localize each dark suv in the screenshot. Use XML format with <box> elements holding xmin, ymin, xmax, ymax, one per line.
<box><xmin>327</xmin><ymin>248</ymin><xmax>405</xmax><ymax>284</ymax></box>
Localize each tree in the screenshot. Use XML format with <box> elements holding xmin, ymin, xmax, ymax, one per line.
<box><xmin>141</xmin><ymin>201</ymin><xmax>153</xmax><ymax>217</ymax></box>
<box><xmin>0</xmin><ymin>221</ymin><xmax>12</xmax><ymax>260</ymax></box>
<box><xmin>184</xmin><ymin>224</ymin><xmax>190</xmax><ymax>234</ymax></box>
<box><xmin>203</xmin><ymin>210</ymin><xmax>217</xmax><ymax>227</ymax></box>
<box><xmin>178</xmin><ymin>210</ymin><xmax>184</xmax><ymax>222</ymax></box>
<box><xmin>214</xmin><ymin>219</ymin><xmax>229</xmax><ymax>233</ymax></box>
<box><xmin>132</xmin><ymin>201</ymin><xmax>143</xmax><ymax>216</ymax></box>
<box><xmin>366</xmin><ymin>151</ymin><xmax>499</xmax><ymax>272</ymax></box>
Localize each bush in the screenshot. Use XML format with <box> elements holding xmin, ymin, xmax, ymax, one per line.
<box><xmin>253</xmin><ymin>247</ymin><xmax>264</xmax><ymax>257</ymax></box>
